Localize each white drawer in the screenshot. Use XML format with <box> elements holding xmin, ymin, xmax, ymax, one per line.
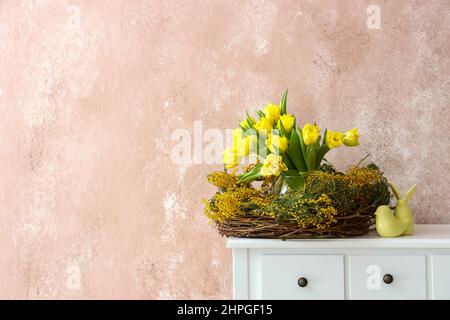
<box><xmin>348</xmin><ymin>255</ymin><xmax>426</xmax><ymax>299</ymax></box>
<box><xmin>260</xmin><ymin>255</ymin><xmax>344</xmax><ymax>299</ymax></box>
<box><xmin>432</xmin><ymin>255</ymin><xmax>450</xmax><ymax>299</ymax></box>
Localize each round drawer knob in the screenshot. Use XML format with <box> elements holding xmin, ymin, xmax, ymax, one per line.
<box><xmin>298</xmin><ymin>277</ymin><xmax>308</xmax><ymax>287</ymax></box>
<box><xmin>383</xmin><ymin>274</ymin><xmax>394</xmax><ymax>284</ymax></box>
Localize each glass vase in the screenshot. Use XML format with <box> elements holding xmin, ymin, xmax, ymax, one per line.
<box><xmin>273</xmin><ymin>172</ymin><xmax>311</xmax><ymax>195</ymax></box>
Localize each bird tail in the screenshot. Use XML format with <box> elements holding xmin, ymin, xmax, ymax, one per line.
<box><xmin>404</xmin><ymin>184</ymin><xmax>416</xmax><ymax>204</ymax></box>
<box><xmin>390</xmin><ymin>182</ymin><xmax>416</xmax><ymax>204</ymax></box>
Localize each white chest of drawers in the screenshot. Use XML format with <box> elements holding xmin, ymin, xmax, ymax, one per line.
<box><xmin>227</xmin><ymin>224</ymin><xmax>450</xmax><ymax>300</ymax></box>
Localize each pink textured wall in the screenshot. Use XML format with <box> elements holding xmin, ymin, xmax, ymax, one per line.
<box><xmin>0</xmin><ymin>0</ymin><xmax>449</xmax><ymax>299</ymax></box>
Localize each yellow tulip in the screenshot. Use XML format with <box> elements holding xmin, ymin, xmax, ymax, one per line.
<box><xmin>343</xmin><ymin>128</ymin><xmax>359</xmax><ymax>146</ymax></box>
<box><xmin>265</xmin><ymin>134</ymin><xmax>289</xmax><ymax>153</ymax></box>
<box><xmin>261</xmin><ymin>154</ymin><xmax>288</xmax><ymax>177</ymax></box>
<box><xmin>231</xmin><ymin>128</ymin><xmax>242</xmax><ymax>151</ymax></box>
<box><xmin>277</xmin><ymin>114</ymin><xmax>295</xmax><ymax>133</ymax></box>
<box><xmin>235</xmin><ymin>135</ymin><xmax>257</xmax><ymax>157</ymax></box>
<box><xmin>223</xmin><ymin>147</ymin><xmax>239</xmax><ymax>169</ymax></box>
<box><xmin>302</xmin><ymin>123</ymin><xmax>320</xmax><ymax>145</ymax></box>
<box><xmin>254</xmin><ymin>117</ymin><xmax>273</xmax><ymax>133</ymax></box>
<box><xmin>263</xmin><ymin>104</ymin><xmax>281</xmax><ymax>124</ymax></box>
<box><xmin>240</xmin><ymin>117</ymin><xmax>255</xmax><ymax>129</ymax></box>
<box><xmin>232</xmin><ymin>128</ymin><xmax>243</xmax><ymax>143</ymax></box>
<box><xmin>326</xmin><ymin>130</ymin><xmax>343</xmax><ymax>149</ymax></box>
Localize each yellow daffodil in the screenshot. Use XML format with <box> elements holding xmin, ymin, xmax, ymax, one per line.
<box><xmin>254</xmin><ymin>117</ymin><xmax>273</xmax><ymax>133</ymax></box>
<box><xmin>326</xmin><ymin>130</ymin><xmax>343</xmax><ymax>149</ymax></box>
<box><xmin>261</xmin><ymin>154</ymin><xmax>288</xmax><ymax>177</ymax></box>
<box><xmin>263</xmin><ymin>104</ymin><xmax>281</xmax><ymax>124</ymax></box>
<box><xmin>277</xmin><ymin>114</ymin><xmax>295</xmax><ymax>133</ymax></box>
<box><xmin>343</xmin><ymin>128</ymin><xmax>359</xmax><ymax>146</ymax></box>
<box><xmin>302</xmin><ymin>123</ymin><xmax>320</xmax><ymax>145</ymax></box>
<box><xmin>265</xmin><ymin>134</ymin><xmax>289</xmax><ymax>153</ymax></box>
<box><xmin>223</xmin><ymin>147</ymin><xmax>239</xmax><ymax>169</ymax></box>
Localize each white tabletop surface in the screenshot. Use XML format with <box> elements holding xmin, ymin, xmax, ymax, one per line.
<box><xmin>226</xmin><ymin>224</ymin><xmax>450</xmax><ymax>249</ymax></box>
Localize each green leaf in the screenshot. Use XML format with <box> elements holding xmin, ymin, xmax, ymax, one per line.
<box><xmin>321</xmin><ymin>128</ymin><xmax>328</xmax><ymax>146</ymax></box>
<box><xmin>237</xmin><ymin>163</ymin><xmax>263</xmax><ymax>183</ymax></box>
<box><xmin>256</xmin><ymin>110</ymin><xmax>265</xmax><ymax>118</ymax></box>
<box><xmin>287</xmin><ymin>128</ymin><xmax>308</xmax><ymax>172</ymax></box>
<box><xmin>298</xmin><ymin>127</ymin><xmax>307</xmax><ymax>161</ymax></box>
<box><xmin>245</xmin><ymin>122</ymin><xmax>256</xmax><ymax>133</ymax></box>
<box><xmin>246</xmin><ymin>111</ymin><xmax>256</xmax><ymax>124</ymax></box>
<box><xmin>243</xmin><ymin>128</ymin><xmax>257</xmax><ymax>137</ymax></box>
<box><xmin>282</xmin><ymin>169</ymin><xmax>300</xmax><ymax>176</ymax></box>
<box><xmin>257</xmin><ymin>139</ymin><xmax>268</xmax><ymax>158</ymax></box>
<box><xmin>305</xmin><ymin>145</ymin><xmax>317</xmax><ymax>171</ymax></box>
<box><xmin>283</xmin><ymin>153</ymin><xmax>296</xmax><ymax>170</ymax></box>
<box><xmin>281</xmin><ymin>89</ymin><xmax>288</xmax><ymax>115</ymax></box>
<box><xmin>244</xmin><ymin>118</ymin><xmax>256</xmax><ymax>133</ymax></box>
<box><xmin>315</xmin><ymin>144</ymin><xmax>330</xmax><ymax>168</ymax></box>
<box><xmin>278</xmin><ymin>118</ymin><xmax>287</xmax><ymax>136</ymax></box>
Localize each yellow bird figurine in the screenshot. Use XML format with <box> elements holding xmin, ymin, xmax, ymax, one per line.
<box><xmin>375</xmin><ymin>183</ymin><xmax>417</xmax><ymax>237</ymax></box>
<box><xmin>390</xmin><ymin>183</ymin><xmax>416</xmax><ymax>235</ymax></box>
<box><xmin>375</xmin><ymin>206</ymin><xmax>408</xmax><ymax>237</ymax></box>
